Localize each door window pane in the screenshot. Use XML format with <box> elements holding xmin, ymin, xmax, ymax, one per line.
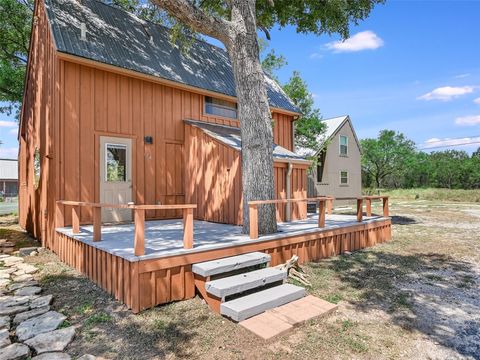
<box><xmin>106</xmin><ymin>144</ymin><xmax>127</xmax><ymax>181</ymax></box>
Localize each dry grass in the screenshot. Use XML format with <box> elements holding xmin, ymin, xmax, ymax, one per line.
<box><xmin>1</xmin><ymin>201</ymin><xmax>479</xmax><ymax>359</ymax></box>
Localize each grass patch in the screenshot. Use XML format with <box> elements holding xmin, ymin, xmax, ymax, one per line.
<box><xmin>380</xmin><ymin>188</ymin><xmax>480</xmax><ymax>203</ymax></box>
<box><xmin>84</xmin><ymin>312</ymin><xmax>113</xmax><ymax>328</ymax></box>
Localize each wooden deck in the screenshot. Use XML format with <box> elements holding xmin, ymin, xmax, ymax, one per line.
<box><xmin>53</xmin><ymin>213</ymin><xmax>391</xmax><ymax>313</ymax></box>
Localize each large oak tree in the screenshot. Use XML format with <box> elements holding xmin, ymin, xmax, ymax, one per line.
<box><xmin>153</xmin><ymin>0</ymin><xmax>383</xmax><ymax>234</ymax></box>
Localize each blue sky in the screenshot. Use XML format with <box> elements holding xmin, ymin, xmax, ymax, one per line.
<box><xmin>267</xmin><ymin>0</ymin><xmax>480</xmax><ymax>153</ymax></box>
<box><xmin>1</xmin><ymin>0</ymin><xmax>480</xmax><ymax>158</ymax></box>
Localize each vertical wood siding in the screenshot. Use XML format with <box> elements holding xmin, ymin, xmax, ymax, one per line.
<box><xmin>185</xmin><ymin>124</ymin><xmax>309</xmax><ymax>225</ymax></box>
<box><xmin>19</xmin><ymin>1</ymin><xmax>57</xmax><ymax>247</ymax></box>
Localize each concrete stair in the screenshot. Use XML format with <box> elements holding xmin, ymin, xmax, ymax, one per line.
<box><xmin>192</xmin><ymin>252</ymin><xmax>271</xmax><ymax>277</ymax></box>
<box><xmin>193</xmin><ymin>252</ymin><xmax>305</xmax><ymax>322</ymax></box>
<box><xmin>205</xmin><ymin>267</ymin><xmax>287</xmax><ymax>298</ymax></box>
<box><xmin>220</xmin><ymin>283</ymin><xmax>305</xmax><ymax>322</ymax></box>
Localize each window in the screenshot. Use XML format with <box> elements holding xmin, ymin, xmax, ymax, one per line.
<box><xmin>205</xmin><ymin>96</ymin><xmax>237</xmax><ymax>119</ymax></box>
<box><xmin>340</xmin><ymin>171</ymin><xmax>349</xmax><ymax>185</ymax></box>
<box><xmin>105</xmin><ymin>144</ymin><xmax>127</xmax><ymax>181</ymax></box>
<box><xmin>33</xmin><ymin>148</ymin><xmax>41</xmax><ymax>189</ymax></box>
<box><xmin>316</xmin><ymin>150</ymin><xmax>326</xmax><ymax>182</ymax></box>
<box><xmin>339</xmin><ymin>135</ymin><xmax>348</xmax><ymax>156</ymax></box>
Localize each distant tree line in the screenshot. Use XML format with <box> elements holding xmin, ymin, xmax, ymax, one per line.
<box><xmin>361</xmin><ymin>130</ymin><xmax>480</xmax><ymax>190</ymax></box>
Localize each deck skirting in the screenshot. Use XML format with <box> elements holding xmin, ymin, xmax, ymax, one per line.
<box><xmin>53</xmin><ymin>218</ymin><xmax>391</xmax><ymax>313</ymax></box>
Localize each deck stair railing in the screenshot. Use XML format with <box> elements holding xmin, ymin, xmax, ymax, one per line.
<box><xmin>55</xmin><ymin>200</ymin><xmax>197</xmax><ymax>256</ymax></box>
<box><xmin>247</xmin><ymin>197</ymin><xmax>334</xmax><ymax>240</ymax></box>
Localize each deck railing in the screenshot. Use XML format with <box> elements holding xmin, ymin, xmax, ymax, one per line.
<box><xmin>247</xmin><ymin>197</ymin><xmax>334</xmax><ymax>240</ymax></box>
<box><xmin>363</xmin><ymin>196</ymin><xmax>389</xmax><ymax>218</ymax></box>
<box><xmin>55</xmin><ymin>200</ymin><xmax>197</xmax><ymax>256</ymax></box>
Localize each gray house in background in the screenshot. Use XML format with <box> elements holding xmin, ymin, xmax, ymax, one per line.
<box><xmin>0</xmin><ymin>159</ymin><xmax>18</xmax><ymax>197</ymax></box>
<box><xmin>307</xmin><ymin>116</ymin><xmax>362</xmax><ymax>204</ymax></box>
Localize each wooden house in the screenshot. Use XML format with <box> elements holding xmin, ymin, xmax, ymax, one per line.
<box><xmin>19</xmin><ymin>0</ymin><xmax>391</xmax><ymax>314</ymax></box>
<box><xmin>19</xmin><ymin>0</ymin><xmax>310</xmax><ymax>245</ymax></box>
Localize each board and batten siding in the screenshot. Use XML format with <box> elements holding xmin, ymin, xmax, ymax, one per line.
<box><xmin>20</xmin><ymin>1</ymin><xmax>299</xmax><ymax>246</ymax></box>
<box><xmin>19</xmin><ymin>0</ymin><xmax>58</xmax><ymax>247</ymax></box>
<box><xmin>185</xmin><ymin>124</ymin><xmax>308</xmax><ymax>225</ymax></box>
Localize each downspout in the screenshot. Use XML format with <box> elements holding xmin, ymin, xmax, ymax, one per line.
<box><xmin>286</xmin><ymin>161</ymin><xmax>293</xmax><ymax>222</ymax></box>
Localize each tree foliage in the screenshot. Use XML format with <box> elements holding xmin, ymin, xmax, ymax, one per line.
<box><xmin>362</xmin><ymin>131</ymin><xmax>480</xmax><ymax>190</ymax></box>
<box><xmin>0</xmin><ymin>0</ymin><xmax>32</xmax><ymax>115</ymax></box>
<box><xmin>259</xmin><ymin>44</ymin><xmax>325</xmax><ymax>155</ymax></box>
<box><xmin>282</xmin><ymin>71</ymin><xmax>325</xmax><ymax>154</ymax></box>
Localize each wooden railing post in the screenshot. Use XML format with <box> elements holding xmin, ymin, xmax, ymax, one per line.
<box><xmin>72</xmin><ymin>205</ymin><xmax>80</xmax><ymax>234</ymax></box>
<box><xmin>327</xmin><ymin>198</ymin><xmax>333</xmax><ymax>215</ymax></box>
<box><xmin>366</xmin><ymin>198</ymin><xmax>372</xmax><ymax>217</ymax></box>
<box><xmin>318</xmin><ymin>199</ymin><xmax>326</xmax><ymax>228</ymax></box>
<box><xmin>183</xmin><ymin>208</ymin><xmax>194</xmax><ymax>249</ymax></box>
<box><xmin>134</xmin><ymin>208</ymin><xmax>145</xmax><ymax>256</ymax></box>
<box><xmin>383</xmin><ymin>197</ymin><xmax>389</xmax><ymax>217</ymax></box>
<box><xmin>357</xmin><ymin>198</ymin><xmax>363</xmax><ymax>222</ymax></box>
<box><xmin>93</xmin><ymin>206</ymin><xmax>102</xmax><ymax>242</ymax></box>
<box><xmin>55</xmin><ymin>201</ymin><xmax>64</xmax><ymax>228</ymax></box>
<box><xmin>249</xmin><ymin>204</ymin><xmax>258</xmax><ymax>240</ymax></box>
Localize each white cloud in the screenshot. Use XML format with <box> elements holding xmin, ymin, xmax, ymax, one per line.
<box><xmin>423</xmin><ymin>136</ymin><xmax>480</xmax><ymax>149</ymax></box>
<box><xmin>0</xmin><ymin>120</ymin><xmax>17</xmax><ymax>127</ymax></box>
<box><xmin>325</xmin><ymin>31</ymin><xmax>384</xmax><ymax>53</ymax></box>
<box><xmin>417</xmin><ymin>86</ymin><xmax>475</xmax><ymax>101</ymax></box>
<box><xmin>455</xmin><ymin>115</ymin><xmax>480</xmax><ymax>126</ymax></box>
<box><xmin>309</xmin><ymin>53</ymin><xmax>323</xmax><ymax>59</ymax></box>
<box><xmin>474</xmin><ymin>97</ymin><xmax>480</xmax><ymax>104</ymax></box>
<box><xmin>0</xmin><ymin>147</ymin><xmax>18</xmax><ymax>159</ymax></box>
<box><xmin>454</xmin><ymin>73</ymin><xmax>470</xmax><ymax>79</ymax></box>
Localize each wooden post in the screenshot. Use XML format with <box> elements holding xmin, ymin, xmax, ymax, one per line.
<box><xmin>366</xmin><ymin>198</ymin><xmax>372</xmax><ymax>217</ymax></box>
<box><xmin>72</xmin><ymin>206</ymin><xmax>80</xmax><ymax>234</ymax></box>
<box><xmin>318</xmin><ymin>199</ymin><xmax>326</xmax><ymax>228</ymax></box>
<box><xmin>327</xmin><ymin>198</ymin><xmax>333</xmax><ymax>215</ymax></box>
<box><xmin>357</xmin><ymin>198</ymin><xmax>363</xmax><ymax>222</ymax></box>
<box><xmin>383</xmin><ymin>197</ymin><xmax>389</xmax><ymax>217</ymax></box>
<box><xmin>93</xmin><ymin>206</ymin><xmax>102</xmax><ymax>242</ymax></box>
<box><xmin>134</xmin><ymin>209</ymin><xmax>145</xmax><ymax>256</ymax></box>
<box><xmin>249</xmin><ymin>204</ymin><xmax>258</xmax><ymax>240</ymax></box>
<box><xmin>183</xmin><ymin>208</ymin><xmax>194</xmax><ymax>249</ymax></box>
<box><xmin>55</xmin><ymin>202</ymin><xmax>64</xmax><ymax>228</ymax></box>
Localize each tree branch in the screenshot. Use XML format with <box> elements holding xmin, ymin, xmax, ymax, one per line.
<box><xmin>151</xmin><ymin>0</ymin><xmax>232</xmax><ymax>44</ymax></box>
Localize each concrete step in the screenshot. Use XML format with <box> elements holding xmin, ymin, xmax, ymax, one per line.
<box><xmin>206</xmin><ymin>267</ymin><xmax>287</xmax><ymax>298</ymax></box>
<box><xmin>192</xmin><ymin>252</ymin><xmax>270</xmax><ymax>278</ymax></box>
<box><xmin>220</xmin><ymin>283</ymin><xmax>305</xmax><ymax>322</ymax></box>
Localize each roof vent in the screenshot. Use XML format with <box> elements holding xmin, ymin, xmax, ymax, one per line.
<box><xmin>80</xmin><ymin>22</ymin><xmax>87</xmax><ymax>41</ymax></box>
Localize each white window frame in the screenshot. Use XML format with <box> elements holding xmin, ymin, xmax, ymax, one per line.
<box><xmin>340</xmin><ymin>170</ymin><xmax>349</xmax><ymax>185</ymax></box>
<box><xmin>339</xmin><ymin>135</ymin><xmax>349</xmax><ymax>156</ymax></box>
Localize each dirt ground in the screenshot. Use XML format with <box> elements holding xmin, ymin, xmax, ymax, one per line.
<box><xmin>0</xmin><ymin>200</ymin><xmax>479</xmax><ymax>360</ymax></box>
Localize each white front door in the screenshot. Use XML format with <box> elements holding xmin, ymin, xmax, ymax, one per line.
<box><xmin>100</xmin><ymin>136</ymin><xmax>133</xmax><ymax>222</ymax></box>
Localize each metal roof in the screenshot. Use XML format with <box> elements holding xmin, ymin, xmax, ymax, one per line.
<box><xmin>0</xmin><ymin>159</ymin><xmax>18</xmax><ymax>180</ymax></box>
<box><xmin>44</xmin><ymin>0</ymin><xmax>299</xmax><ymax>113</ymax></box>
<box><xmin>185</xmin><ymin>120</ymin><xmax>310</xmax><ymax>164</ymax></box>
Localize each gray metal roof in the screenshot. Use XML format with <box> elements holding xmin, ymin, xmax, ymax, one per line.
<box><xmin>185</xmin><ymin>120</ymin><xmax>310</xmax><ymax>164</ymax></box>
<box><xmin>44</xmin><ymin>0</ymin><xmax>299</xmax><ymax>113</ymax></box>
<box><xmin>0</xmin><ymin>159</ymin><xmax>18</xmax><ymax>180</ymax></box>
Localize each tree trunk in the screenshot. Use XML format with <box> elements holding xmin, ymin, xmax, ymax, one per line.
<box><xmin>228</xmin><ymin>0</ymin><xmax>277</xmax><ymax>235</ymax></box>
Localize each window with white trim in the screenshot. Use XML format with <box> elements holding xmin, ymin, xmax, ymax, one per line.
<box><xmin>340</xmin><ymin>171</ymin><xmax>348</xmax><ymax>185</ymax></box>
<box><xmin>339</xmin><ymin>135</ymin><xmax>348</xmax><ymax>156</ymax></box>
<box><xmin>205</xmin><ymin>96</ymin><xmax>238</xmax><ymax>119</ymax></box>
